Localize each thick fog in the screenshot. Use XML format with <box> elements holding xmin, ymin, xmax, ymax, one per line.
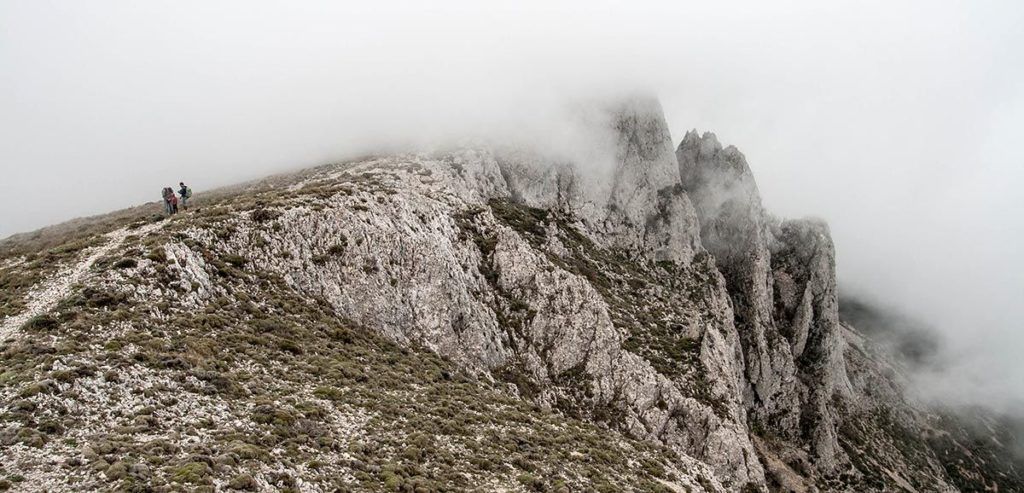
<box><xmin>2</xmin><ymin>1</ymin><xmax>1022</xmax><ymax>409</ymax></box>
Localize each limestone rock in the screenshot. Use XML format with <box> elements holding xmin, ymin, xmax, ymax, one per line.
<box><xmin>0</xmin><ymin>97</ymin><xmax>1016</xmax><ymax>492</ymax></box>
<box><xmin>677</xmin><ymin>130</ymin><xmax>801</xmax><ymax>437</ymax></box>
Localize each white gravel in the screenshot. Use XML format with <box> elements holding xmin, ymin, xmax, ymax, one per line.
<box><xmin>0</xmin><ymin>220</ymin><xmax>167</xmax><ymax>341</ymax></box>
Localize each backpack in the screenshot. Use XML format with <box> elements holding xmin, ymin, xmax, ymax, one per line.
<box><xmin>184</xmin><ymin>187</ymin><xmax>192</xmax><ymax>199</ymax></box>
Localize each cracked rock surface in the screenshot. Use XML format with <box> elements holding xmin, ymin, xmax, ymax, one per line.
<box><xmin>0</xmin><ymin>98</ymin><xmax>1020</xmax><ymax>492</ymax></box>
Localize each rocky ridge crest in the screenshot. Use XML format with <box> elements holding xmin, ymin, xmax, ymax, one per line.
<box><xmin>0</xmin><ymin>97</ymin><xmax>1020</xmax><ymax>492</ymax></box>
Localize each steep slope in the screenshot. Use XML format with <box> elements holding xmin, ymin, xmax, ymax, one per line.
<box><xmin>0</xmin><ymin>180</ymin><xmax>715</xmax><ymax>492</ymax></box>
<box><xmin>676</xmin><ymin>131</ymin><xmax>853</xmax><ymax>477</ymax></box>
<box><xmin>2</xmin><ymin>98</ymin><xmax>1022</xmax><ymax>492</ymax></box>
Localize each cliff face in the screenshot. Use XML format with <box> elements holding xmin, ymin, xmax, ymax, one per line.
<box><xmin>1</xmin><ymin>98</ymin><xmax>1020</xmax><ymax>492</ymax></box>
<box><xmin>676</xmin><ymin>131</ymin><xmax>854</xmax><ymax>477</ymax></box>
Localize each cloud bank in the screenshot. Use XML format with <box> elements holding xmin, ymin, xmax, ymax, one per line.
<box><xmin>1</xmin><ymin>1</ymin><xmax>1022</xmax><ymax>409</ymax></box>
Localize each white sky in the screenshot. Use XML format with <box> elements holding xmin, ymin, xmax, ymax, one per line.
<box><xmin>1</xmin><ymin>0</ymin><xmax>1022</xmax><ymax>408</ymax></box>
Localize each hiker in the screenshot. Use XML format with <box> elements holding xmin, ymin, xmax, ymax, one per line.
<box><xmin>161</xmin><ymin>187</ymin><xmax>174</xmax><ymax>214</ymax></box>
<box><xmin>178</xmin><ymin>182</ymin><xmax>192</xmax><ymax>210</ymax></box>
<box><xmin>169</xmin><ymin>191</ymin><xmax>179</xmax><ymax>214</ymax></box>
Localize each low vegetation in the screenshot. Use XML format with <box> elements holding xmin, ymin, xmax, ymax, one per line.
<box><xmin>0</xmin><ymin>185</ymin><xmax>683</xmax><ymax>492</ymax></box>
<box><xmin>0</xmin><ymin>236</ymin><xmax>106</xmax><ymax>318</ymax></box>
<box><xmin>482</xmin><ymin>199</ymin><xmax>726</xmax><ymax>414</ymax></box>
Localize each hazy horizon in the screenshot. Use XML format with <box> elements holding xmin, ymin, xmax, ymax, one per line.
<box><xmin>2</xmin><ymin>1</ymin><xmax>1022</xmax><ymax>410</ymax></box>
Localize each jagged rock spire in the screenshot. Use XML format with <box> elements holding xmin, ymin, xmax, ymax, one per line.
<box><xmin>677</xmin><ymin>131</ymin><xmax>797</xmax><ymax>424</ymax></box>
<box><xmin>495</xmin><ymin>96</ymin><xmax>701</xmax><ymax>264</ymax></box>
<box><xmin>677</xmin><ymin>130</ymin><xmax>853</xmax><ymax>476</ymax></box>
<box><xmin>606</xmin><ymin>97</ymin><xmax>681</xmax><ymax>217</ymax></box>
<box><xmin>599</xmin><ymin>97</ymin><xmax>700</xmax><ymax>263</ymax></box>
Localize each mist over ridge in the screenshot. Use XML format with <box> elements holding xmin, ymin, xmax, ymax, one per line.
<box><xmin>2</xmin><ymin>0</ymin><xmax>1022</xmax><ymax>416</ymax></box>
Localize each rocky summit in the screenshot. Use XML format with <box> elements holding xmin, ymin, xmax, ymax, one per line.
<box><xmin>0</xmin><ymin>98</ymin><xmax>1020</xmax><ymax>492</ymax></box>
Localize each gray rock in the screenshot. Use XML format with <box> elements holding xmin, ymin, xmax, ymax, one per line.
<box><xmin>678</xmin><ymin>130</ymin><xmax>801</xmax><ymax>437</ymax></box>
<box><xmin>2</xmin><ymin>96</ymin><xmax>992</xmax><ymax>492</ymax></box>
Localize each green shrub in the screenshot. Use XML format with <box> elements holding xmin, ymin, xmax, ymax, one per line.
<box><xmin>170</xmin><ymin>462</ymin><xmax>210</xmax><ymax>484</ymax></box>
<box><xmin>23</xmin><ymin>314</ymin><xmax>59</xmax><ymax>332</ymax></box>
<box><xmin>250</xmin><ymin>208</ymin><xmax>280</xmax><ymax>223</ymax></box>
<box><xmin>222</xmin><ymin>254</ymin><xmax>247</xmax><ymax>267</ymax></box>
<box><xmin>113</xmin><ymin>258</ymin><xmax>137</xmax><ymax>269</ymax></box>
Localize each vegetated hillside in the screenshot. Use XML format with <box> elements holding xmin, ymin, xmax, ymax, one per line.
<box><xmin>1</xmin><ymin>98</ymin><xmax>1021</xmax><ymax>492</ymax></box>
<box><xmin>837</xmin><ymin>298</ymin><xmax>1024</xmax><ymax>493</ymax></box>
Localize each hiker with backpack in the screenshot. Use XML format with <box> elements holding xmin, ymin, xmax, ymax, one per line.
<box><xmin>178</xmin><ymin>182</ymin><xmax>192</xmax><ymax>210</ymax></box>
<box><xmin>161</xmin><ymin>187</ymin><xmax>175</xmax><ymax>214</ymax></box>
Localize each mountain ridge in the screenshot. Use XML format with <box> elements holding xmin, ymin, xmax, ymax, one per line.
<box><xmin>0</xmin><ymin>98</ymin><xmax>1020</xmax><ymax>492</ymax></box>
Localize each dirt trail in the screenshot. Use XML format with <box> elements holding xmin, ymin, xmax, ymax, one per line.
<box><xmin>0</xmin><ymin>220</ymin><xmax>166</xmax><ymax>341</ymax></box>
